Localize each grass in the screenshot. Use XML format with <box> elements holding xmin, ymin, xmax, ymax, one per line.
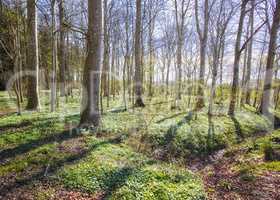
<box><xmin>225</xmin><ymin>129</ymin><xmax>280</xmax><ymax>176</ymax></box>
<box><xmin>59</xmin><ymin>139</ymin><xmax>206</xmax><ymax>200</ymax></box>
<box><xmin>0</xmin><ymin>90</ymin><xmax>278</xmax><ymax>199</ymax></box>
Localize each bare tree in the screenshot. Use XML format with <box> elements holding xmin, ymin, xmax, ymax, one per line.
<box><xmin>80</xmin><ymin>0</ymin><xmax>102</xmax><ymax>127</ymax></box>
<box><xmin>58</xmin><ymin>0</ymin><xmax>67</xmax><ymax>97</ymax></box>
<box><xmin>228</xmin><ymin>0</ymin><xmax>249</xmax><ymax>115</ymax></box>
<box><xmin>26</xmin><ymin>0</ymin><xmax>40</xmax><ymax>110</ymax></box>
<box><xmin>50</xmin><ymin>0</ymin><xmax>57</xmax><ymax>112</ymax></box>
<box><xmin>243</xmin><ymin>0</ymin><xmax>255</xmax><ymax>105</ymax></box>
<box><xmin>195</xmin><ymin>0</ymin><xmax>210</xmax><ymax>110</ymax></box>
<box><xmin>259</xmin><ymin>0</ymin><xmax>280</xmax><ymax>115</ymax></box>
<box><xmin>174</xmin><ymin>0</ymin><xmax>190</xmax><ymax>102</ymax></box>
<box><xmin>134</xmin><ymin>0</ymin><xmax>145</xmax><ymax>107</ymax></box>
<box><xmin>208</xmin><ymin>0</ymin><xmax>233</xmax><ymax>115</ymax></box>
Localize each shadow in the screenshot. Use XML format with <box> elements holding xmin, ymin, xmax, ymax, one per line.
<box><xmin>0</xmin><ymin>114</ymin><xmax>79</xmax><ymax>136</ymax></box>
<box><xmin>0</xmin><ymin>121</ymin><xmax>32</xmax><ymax>133</ymax></box>
<box><xmin>0</xmin><ymin>139</ymin><xmax>115</xmax><ymax>197</ymax></box>
<box><xmin>230</xmin><ymin>116</ymin><xmax>244</xmax><ymax>142</ymax></box>
<box><xmin>0</xmin><ymin>112</ymin><xmax>17</xmax><ymax>118</ymax></box>
<box><xmin>101</xmin><ymin>159</ymin><xmax>154</xmax><ymax>199</ymax></box>
<box><xmin>0</xmin><ymin>128</ymin><xmax>81</xmax><ymax>162</ymax></box>
<box><xmin>156</xmin><ymin>112</ymin><xmax>187</xmax><ymax>124</ymax></box>
<box><xmin>102</xmin><ymin>167</ymin><xmax>135</xmax><ymax>199</ymax></box>
<box><xmin>109</xmin><ymin>107</ymin><xmax>128</xmax><ymax>113</ymax></box>
<box><xmin>207</xmin><ymin>115</ymin><xmax>215</xmax><ymax>155</ymax></box>
<box><xmin>163</xmin><ymin>112</ymin><xmax>193</xmax><ymax>150</ymax></box>
<box><xmin>146</xmin><ymin>100</ymin><xmax>172</xmax><ymax>107</ymax></box>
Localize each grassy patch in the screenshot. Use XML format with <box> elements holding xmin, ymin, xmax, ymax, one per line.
<box><xmin>58</xmin><ymin>139</ymin><xmax>206</xmax><ymax>200</ymax></box>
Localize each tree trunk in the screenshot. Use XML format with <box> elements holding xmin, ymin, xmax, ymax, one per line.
<box><xmin>259</xmin><ymin>1</ymin><xmax>280</xmax><ymax>115</ymax></box>
<box><xmin>58</xmin><ymin>0</ymin><xmax>66</xmax><ymax>97</ymax></box>
<box><xmin>80</xmin><ymin>0</ymin><xmax>102</xmax><ymax>127</ymax></box>
<box><xmin>50</xmin><ymin>0</ymin><xmax>57</xmax><ymax>112</ymax></box>
<box><xmin>102</xmin><ymin>0</ymin><xmax>109</xmax><ymax>99</ymax></box>
<box><xmin>26</xmin><ymin>0</ymin><xmax>40</xmax><ymax>110</ymax></box>
<box><xmin>195</xmin><ymin>0</ymin><xmax>209</xmax><ymax>110</ymax></box>
<box><xmin>228</xmin><ymin>0</ymin><xmax>248</xmax><ymax>115</ymax></box>
<box><xmin>134</xmin><ymin>0</ymin><xmax>145</xmax><ymax>107</ymax></box>
<box><xmin>244</xmin><ymin>0</ymin><xmax>255</xmax><ymax>105</ymax></box>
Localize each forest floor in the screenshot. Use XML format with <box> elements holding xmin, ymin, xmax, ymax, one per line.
<box><xmin>0</xmin><ymin>91</ymin><xmax>279</xmax><ymax>200</ymax></box>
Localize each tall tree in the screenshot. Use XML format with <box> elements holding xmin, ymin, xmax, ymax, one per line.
<box><xmin>80</xmin><ymin>0</ymin><xmax>102</xmax><ymax>127</ymax></box>
<box><xmin>259</xmin><ymin>0</ymin><xmax>280</xmax><ymax>115</ymax></box>
<box><xmin>26</xmin><ymin>0</ymin><xmax>40</xmax><ymax>110</ymax></box>
<box><xmin>134</xmin><ymin>0</ymin><xmax>145</xmax><ymax>107</ymax></box>
<box><xmin>195</xmin><ymin>0</ymin><xmax>210</xmax><ymax>109</ymax></box>
<box><xmin>228</xmin><ymin>0</ymin><xmax>249</xmax><ymax>115</ymax></box>
<box><xmin>174</xmin><ymin>0</ymin><xmax>190</xmax><ymax>102</ymax></box>
<box><xmin>50</xmin><ymin>0</ymin><xmax>58</xmax><ymax>112</ymax></box>
<box><xmin>58</xmin><ymin>0</ymin><xmax>67</xmax><ymax>97</ymax></box>
<box><xmin>208</xmin><ymin>0</ymin><xmax>233</xmax><ymax>115</ymax></box>
<box><xmin>242</xmin><ymin>0</ymin><xmax>255</xmax><ymax>105</ymax></box>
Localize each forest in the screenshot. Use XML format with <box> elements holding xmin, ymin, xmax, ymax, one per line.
<box><xmin>0</xmin><ymin>0</ymin><xmax>280</xmax><ymax>199</ymax></box>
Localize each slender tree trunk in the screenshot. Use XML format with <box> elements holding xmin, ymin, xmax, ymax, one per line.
<box><xmin>259</xmin><ymin>1</ymin><xmax>280</xmax><ymax>115</ymax></box>
<box><xmin>253</xmin><ymin>30</ymin><xmax>267</xmax><ymax>108</ymax></box>
<box><xmin>134</xmin><ymin>0</ymin><xmax>145</xmax><ymax>107</ymax></box>
<box><xmin>111</xmin><ymin>43</ymin><xmax>116</xmax><ymax>100</ymax></box>
<box><xmin>165</xmin><ymin>56</ymin><xmax>171</xmax><ymax>97</ymax></box>
<box><xmin>148</xmin><ymin>13</ymin><xmax>154</xmax><ymax>98</ymax></box>
<box><xmin>228</xmin><ymin>0</ymin><xmax>248</xmax><ymax>115</ymax></box>
<box><xmin>195</xmin><ymin>0</ymin><xmax>209</xmax><ymax>110</ymax></box>
<box><xmin>80</xmin><ymin>0</ymin><xmax>102</xmax><ymax>127</ymax></box>
<box><xmin>26</xmin><ymin>0</ymin><xmax>40</xmax><ymax>110</ymax></box>
<box><xmin>50</xmin><ymin>0</ymin><xmax>57</xmax><ymax>112</ymax></box>
<box><xmin>58</xmin><ymin>0</ymin><xmax>66</xmax><ymax>97</ymax></box>
<box><xmin>244</xmin><ymin>0</ymin><xmax>255</xmax><ymax>105</ymax></box>
<box><xmin>219</xmin><ymin>37</ymin><xmax>225</xmax><ymax>102</ymax></box>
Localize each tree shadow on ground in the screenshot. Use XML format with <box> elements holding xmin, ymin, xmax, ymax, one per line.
<box><xmin>0</xmin><ymin>127</ymin><xmax>82</xmax><ymax>163</ymax></box>
<box><xmin>101</xmin><ymin>159</ymin><xmax>154</xmax><ymax>199</ymax></box>
<box><xmin>0</xmin><ymin>138</ymin><xmax>119</xmax><ymax>197</ymax></box>
<box><xmin>207</xmin><ymin>115</ymin><xmax>215</xmax><ymax>155</ymax></box>
<box><xmin>230</xmin><ymin>116</ymin><xmax>244</xmax><ymax>142</ymax></box>
<box><xmin>156</xmin><ymin>112</ymin><xmax>187</xmax><ymax>124</ymax></box>
<box><xmin>0</xmin><ymin>114</ymin><xmax>79</xmax><ymax>134</ymax></box>
<box><xmin>0</xmin><ymin>121</ymin><xmax>32</xmax><ymax>133</ymax></box>
<box><xmin>163</xmin><ymin>111</ymin><xmax>193</xmax><ymax>155</ymax></box>
<box><xmin>101</xmin><ymin>167</ymin><xmax>135</xmax><ymax>199</ymax></box>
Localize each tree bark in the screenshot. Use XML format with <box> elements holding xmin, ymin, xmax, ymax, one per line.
<box><xmin>80</xmin><ymin>0</ymin><xmax>102</xmax><ymax>127</ymax></box>
<box><xmin>58</xmin><ymin>0</ymin><xmax>66</xmax><ymax>97</ymax></box>
<box><xmin>134</xmin><ymin>0</ymin><xmax>145</xmax><ymax>107</ymax></box>
<box><xmin>259</xmin><ymin>0</ymin><xmax>280</xmax><ymax>115</ymax></box>
<box><xmin>26</xmin><ymin>0</ymin><xmax>40</xmax><ymax>110</ymax></box>
<box><xmin>195</xmin><ymin>0</ymin><xmax>209</xmax><ymax>110</ymax></box>
<box><xmin>50</xmin><ymin>0</ymin><xmax>57</xmax><ymax>112</ymax></box>
<box><xmin>228</xmin><ymin>0</ymin><xmax>248</xmax><ymax>115</ymax></box>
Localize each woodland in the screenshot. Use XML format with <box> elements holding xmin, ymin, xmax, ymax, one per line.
<box><xmin>0</xmin><ymin>0</ymin><xmax>280</xmax><ymax>199</ymax></box>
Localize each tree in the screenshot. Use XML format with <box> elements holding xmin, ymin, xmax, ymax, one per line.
<box><xmin>243</xmin><ymin>0</ymin><xmax>255</xmax><ymax>105</ymax></box>
<box><xmin>174</xmin><ymin>0</ymin><xmax>190</xmax><ymax>102</ymax></box>
<box><xmin>134</xmin><ymin>0</ymin><xmax>145</xmax><ymax>107</ymax></box>
<box><xmin>208</xmin><ymin>0</ymin><xmax>233</xmax><ymax>115</ymax></box>
<box><xmin>228</xmin><ymin>0</ymin><xmax>249</xmax><ymax>115</ymax></box>
<box><xmin>26</xmin><ymin>0</ymin><xmax>40</xmax><ymax>110</ymax></box>
<box><xmin>259</xmin><ymin>0</ymin><xmax>280</xmax><ymax>115</ymax></box>
<box><xmin>195</xmin><ymin>0</ymin><xmax>210</xmax><ymax>110</ymax></box>
<box><xmin>80</xmin><ymin>0</ymin><xmax>102</xmax><ymax>127</ymax></box>
<box><xmin>50</xmin><ymin>0</ymin><xmax>57</xmax><ymax>112</ymax></box>
<box><xmin>58</xmin><ymin>0</ymin><xmax>67</xmax><ymax>97</ymax></box>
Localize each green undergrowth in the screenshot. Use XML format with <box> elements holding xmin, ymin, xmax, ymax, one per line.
<box><xmin>58</xmin><ymin>137</ymin><xmax>206</xmax><ymax>200</ymax></box>
<box><xmin>142</xmin><ymin>110</ymin><xmax>271</xmax><ymax>159</ymax></box>
<box><xmin>225</xmin><ymin>130</ymin><xmax>280</xmax><ymax>180</ymax></box>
